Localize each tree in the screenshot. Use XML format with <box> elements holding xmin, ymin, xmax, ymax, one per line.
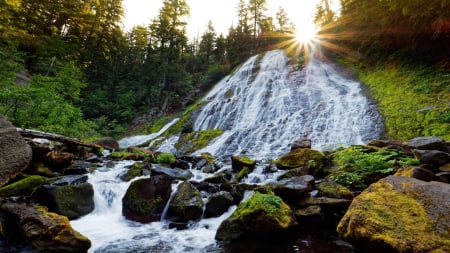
<box><xmin>198</xmin><ymin>21</ymin><xmax>217</xmax><ymax>66</ymax></box>
<box><xmin>275</xmin><ymin>6</ymin><xmax>290</xmax><ymax>32</ymax></box>
<box><xmin>248</xmin><ymin>0</ymin><xmax>267</xmax><ymax>40</ymax></box>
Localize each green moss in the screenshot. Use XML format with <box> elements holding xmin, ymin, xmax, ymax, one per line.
<box><xmin>235</xmin><ymin>167</ymin><xmax>250</xmax><ymax>182</ymax></box>
<box><xmin>233</xmin><ymin>192</ymin><xmax>293</xmax><ymax>228</ymax></box>
<box><xmin>109</xmin><ymin>149</ymin><xmax>152</xmax><ymax>161</ymax></box>
<box><xmin>0</xmin><ymin>175</ymin><xmax>47</xmax><ymax>197</ymax></box>
<box><xmin>274</xmin><ymin>149</ymin><xmax>326</xmax><ymax>170</ymax></box>
<box><xmin>345</xmin><ymin>59</ymin><xmax>450</xmax><ymax>140</ymax></box>
<box><xmin>162</xmin><ymin>99</ymin><xmax>207</xmax><ymax>137</ymax></box>
<box><xmin>175</xmin><ymin>129</ymin><xmax>223</xmax><ymax>154</ymax></box>
<box><xmin>317</xmin><ymin>181</ymin><xmax>354</xmax><ymax>199</ymax></box>
<box><xmin>156</xmin><ymin>153</ymin><xmax>176</xmax><ymax>164</ymax></box>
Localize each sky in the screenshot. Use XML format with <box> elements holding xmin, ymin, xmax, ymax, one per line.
<box><xmin>122</xmin><ymin>0</ymin><xmax>325</xmax><ymax>39</ymax></box>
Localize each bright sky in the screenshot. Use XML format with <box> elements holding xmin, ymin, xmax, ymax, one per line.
<box><xmin>122</xmin><ymin>0</ymin><xmax>324</xmax><ymax>39</ymax></box>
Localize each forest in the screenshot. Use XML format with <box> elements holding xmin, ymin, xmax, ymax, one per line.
<box><xmin>0</xmin><ymin>0</ymin><xmax>449</xmax><ymax>139</ymax></box>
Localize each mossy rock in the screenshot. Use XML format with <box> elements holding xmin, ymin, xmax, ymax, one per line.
<box><xmin>337</xmin><ymin>176</ymin><xmax>450</xmax><ymax>252</ymax></box>
<box><xmin>235</xmin><ymin>167</ymin><xmax>250</xmax><ymax>182</ymax></box>
<box><xmin>0</xmin><ymin>175</ymin><xmax>47</xmax><ymax>197</ymax></box>
<box><xmin>109</xmin><ymin>151</ymin><xmax>145</xmax><ymax>161</ymax></box>
<box><xmin>274</xmin><ymin>149</ymin><xmax>326</xmax><ymax>171</ymax></box>
<box><xmin>167</xmin><ymin>181</ymin><xmax>203</xmax><ymax>222</ymax></box>
<box><xmin>120</xmin><ymin>162</ymin><xmax>151</xmax><ymax>182</ymax></box>
<box><xmin>231</xmin><ymin>155</ymin><xmax>256</xmax><ymax>172</ymax></box>
<box><xmin>174</xmin><ymin>129</ymin><xmax>223</xmax><ymax>155</ymax></box>
<box><xmin>215</xmin><ymin>192</ymin><xmax>297</xmax><ymax>241</ymax></box>
<box><xmin>317</xmin><ymin>180</ymin><xmax>354</xmax><ymax>200</ymax></box>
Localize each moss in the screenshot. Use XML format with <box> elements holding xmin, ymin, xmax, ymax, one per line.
<box><xmin>317</xmin><ymin>181</ymin><xmax>354</xmax><ymax>199</ymax></box>
<box><xmin>337</xmin><ymin>179</ymin><xmax>450</xmax><ymax>252</ymax></box>
<box><xmin>235</xmin><ymin>167</ymin><xmax>250</xmax><ymax>182</ymax></box>
<box><xmin>346</xmin><ymin>59</ymin><xmax>450</xmax><ymax>140</ymax></box>
<box><xmin>156</xmin><ymin>153</ymin><xmax>176</xmax><ymax>164</ymax></box>
<box><xmin>0</xmin><ymin>175</ymin><xmax>46</xmax><ymax>197</ymax></box>
<box><xmin>233</xmin><ymin>192</ymin><xmax>293</xmax><ymax>228</ymax></box>
<box><xmin>109</xmin><ymin>149</ymin><xmax>152</xmax><ymax>161</ymax></box>
<box><xmin>162</xmin><ymin>99</ymin><xmax>207</xmax><ymax>137</ymax></box>
<box><xmin>175</xmin><ymin>129</ymin><xmax>223</xmax><ymax>154</ymax></box>
<box><xmin>274</xmin><ymin>148</ymin><xmax>326</xmax><ymax>170</ymax></box>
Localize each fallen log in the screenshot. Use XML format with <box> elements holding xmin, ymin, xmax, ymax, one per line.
<box><xmin>16</xmin><ymin>128</ymin><xmax>101</xmax><ymax>150</ymax></box>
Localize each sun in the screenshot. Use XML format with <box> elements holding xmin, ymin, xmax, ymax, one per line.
<box><xmin>295</xmin><ymin>23</ymin><xmax>318</xmax><ymax>44</ymax></box>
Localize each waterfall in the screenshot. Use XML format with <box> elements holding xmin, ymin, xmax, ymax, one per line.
<box><xmin>70</xmin><ymin>49</ymin><xmax>383</xmax><ymax>252</ymax></box>
<box><xmin>193</xmin><ymin>50</ymin><xmax>382</xmax><ymax>160</ymax></box>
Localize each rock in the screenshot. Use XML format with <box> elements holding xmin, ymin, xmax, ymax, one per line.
<box><xmin>215</xmin><ymin>192</ymin><xmax>297</xmax><ymax>241</ymax></box>
<box><xmin>32</xmin><ymin>175</ymin><xmax>94</xmax><ymax>219</ymax></box>
<box><xmin>394</xmin><ymin>166</ymin><xmax>442</xmax><ymax>182</ymax></box>
<box><xmin>0</xmin><ymin>199</ymin><xmax>91</xmax><ymax>252</ymax></box>
<box><xmin>231</xmin><ymin>155</ymin><xmax>256</xmax><ymax>172</ymax></box>
<box><xmin>407</xmin><ymin>136</ymin><xmax>447</xmax><ymax>151</ymax></box>
<box><xmin>291</xmin><ymin>137</ymin><xmax>312</xmax><ymax>150</ymax></box>
<box><xmin>274</xmin><ymin>148</ymin><xmax>326</xmax><ymax>171</ymax></box>
<box><xmin>436</xmin><ymin>172</ymin><xmax>450</xmax><ymax>182</ymax></box>
<box><xmin>337</xmin><ymin>176</ymin><xmax>450</xmax><ymax>253</ymax></box>
<box><xmin>271</xmin><ymin>175</ymin><xmax>315</xmax><ymax>204</ymax></box>
<box><xmin>293</xmin><ymin>205</ymin><xmax>325</xmax><ymax>226</ymax></box>
<box><xmin>317</xmin><ymin>180</ymin><xmax>354</xmax><ymax>200</ymax></box>
<box><xmin>63</xmin><ymin>161</ymin><xmax>94</xmax><ymax>175</ymax></box>
<box><xmin>167</xmin><ymin>181</ymin><xmax>203</xmax><ymax>222</ymax></box>
<box><xmin>45</xmin><ymin>150</ymin><xmax>74</xmax><ymax>171</ymax></box>
<box><xmin>413</xmin><ymin>149</ymin><xmax>450</xmax><ymax>168</ymax></box>
<box><xmin>0</xmin><ymin>115</ymin><xmax>33</xmax><ymax>187</ymax></box>
<box><xmin>204</xmin><ymin>191</ymin><xmax>234</xmax><ymax>218</ymax></box>
<box><xmin>440</xmin><ymin>163</ymin><xmax>450</xmax><ymax>172</ymax></box>
<box><xmin>171</xmin><ymin>159</ymin><xmax>190</xmax><ymax>170</ymax></box>
<box><xmin>94</xmin><ymin>137</ymin><xmax>119</xmax><ymax>150</ymax></box>
<box><xmin>151</xmin><ymin>164</ymin><xmax>193</xmax><ymax>181</ymax></box>
<box><xmin>122</xmin><ymin>176</ymin><xmax>172</xmax><ymax>223</ymax></box>
<box><xmin>119</xmin><ymin>162</ymin><xmax>151</xmax><ymax>181</ymax></box>
<box><xmin>0</xmin><ymin>175</ymin><xmax>46</xmax><ymax>197</ymax></box>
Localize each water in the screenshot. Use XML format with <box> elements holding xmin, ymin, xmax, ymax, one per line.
<box><xmin>118</xmin><ymin>118</ymin><xmax>180</xmax><ymax>148</ymax></box>
<box><xmin>70</xmin><ymin>49</ymin><xmax>381</xmax><ymax>252</ymax></box>
<box><xmin>193</xmin><ymin>50</ymin><xmax>382</xmax><ymax>160</ymax></box>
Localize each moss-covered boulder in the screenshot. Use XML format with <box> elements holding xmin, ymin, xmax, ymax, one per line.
<box><xmin>337</xmin><ymin>176</ymin><xmax>450</xmax><ymax>252</ymax></box>
<box><xmin>215</xmin><ymin>192</ymin><xmax>297</xmax><ymax>241</ymax></box>
<box><xmin>119</xmin><ymin>162</ymin><xmax>151</xmax><ymax>182</ymax></box>
<box><xmin>122</xmin><ymin>175</ymin><xmax>172</xmax><ymax>223</ymax></box>
<box><xmin>0</xmin><ymin>199</ymin><xmax>91</xmax><ymax>252</ymax></box>
<box><xmin>394</xmin><ymin>166</ymin><xmax>441</xmax><ymax>182</ymax></box>
<box><xmin>175</xmin><ymin>129</ymin><xmax>223</xmax><ymax>155</ymax></box>
<box><xmin>167</xmin><ymin>181</ymin><xmax>203</xmax><ymax>222</ymax></box>
<box><xmin>204</xmin><ymin>191</ymin><xmax>234</xmax><ymax>218</ymax></box>
<box><xmin>231</xmin><ymin>155</ymin><xmax>256</xmax><ymax>172</ymax></box>
<box><xmin>316</xmin><ymin>180</ymin><xmax>353</xmax><ymax>200</ymax></box>
<box><xmin>0</xmin><ymin>175</ymin><xmax>46</xmax><ymax>197</ymax></box>
<box><xmin>32</xmin><ymin>175</ymin><xmax>94</xmax><ymax>220</ymax></box>
<box><xmin>109</xmin><ymin>150</ymin><xmax>149</xmax><ymax>161</ymax></box>
<box><xmin>274</xmin><ymin>148</ymin><xmax>326</xmax><ymax>171</ymax></box>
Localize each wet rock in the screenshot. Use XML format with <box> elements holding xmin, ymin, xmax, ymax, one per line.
<box><xmin>167</xmin><ymin>181</ymin><xmax>203</xmax><ymax>222</ymax></box>
<box><xmin>440</xmin><ymin>163</ymin><xmax>450</xmax><ymax>172</ymax></box>
<box><xmin>45</xmin><ymin>150</ymin><xmax>74</xmax><ymax>171</ymax></box>
<box><xmin>32</xmin><ymin>175</ymin><xmax>94</xmax><ymax>219</ymax></box>
<box><xmin>291</xmin><ymin>137</ymin><xmax>312</xmax><ymax>150</ymax></box>
<box><xmin>122</xmin><ymin>176</ymin><xmax>172</xmax><ymax>223</ymax></box>
<box><xmin>0</xmin><ymin>115</ymin><xmax>33</xmax><ymax>187</ymax></box>
<box><xmin>436</xmin><ymin>171</ymin><xmax>450</xmax><ymax>182</ymax></box>
<box><xmin>274</xmin><ymin>148</ymin><xmax>326</xmax><ymax>171</ymax></box>
<box><xmin>204</xmin><ymin>191</ymin><xmax>234</xmax><ymax>218</ymax></box>
<box><xmin>63</xmin><ymin>161</ymin><xmax>93</xmax><ymax>175</ymax></box>
<box><xmin>171</xmin><ymin>159</ymin><xmax>190</xmax><ymax>170</ymax></box>
<box><xmin>407</xmin><ymin>136</ymin><xmax>447</xmax><ymax>151</ymax></box>
<box><xmin>337</xmin><ymin>176</ymin><xmax>450</xmax><ymax>252</ymax></box>
<box><xmin>293</xmin><ymin>205</ymin><xmax>325</xmax><ymax>226</ymax></box>
<box><xmin>231</xmin><ymin>155</ymin><xmax>256</xmax><ymax>172</ymax></box>
<box><xmin>271</xmin><ymin>175</ymin><xmax>315</xmax><ymax>204</ymax></box>
<box><xmin>0</xmin><ymin>199</ymin><xmax>91</xmax><ymax>252</ymax></box>
<box><xmin>151</xmin><ymin>164</ymin><xmax>193</xmax><ymax>181</ymax></box>
<box><xmin>215</xmin><ymin>192</ymin><xmax>297</xmax><ymax>241</ymax></box>
<box><xmin>316</xmin><ymin>180</ymin><xmax>353</xmax><ymax>200</ymax></box>
<box><xmin>0</xmin><ymin>175</ymin><xmax>46</xmax><ymax>197</ymax></box>
<box><xmin>394</xmin><ymin>166</ymin><xmax>442</xmax><ymax>182</ymax></box>
<box><xmin>413</xmin><ymin>149</ymin><xmax>450</xmax><ymax>168</ymax></box>
<box><xmin>119</xmin><ymin>162</ymin><xmax>151</xmax><ymax>181</ymax></box>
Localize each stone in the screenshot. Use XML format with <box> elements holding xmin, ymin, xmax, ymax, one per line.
<box><xmin>32</xmin><ymin>175</ymin><xmax>94</xmax><ymax>219</ymax></box>
<box><xmin>274</xmin><ymin>148</ymin><xmax>326</xmax><ymax>171</ymax></box>
<box><xmin>413</xmin><ymin>149</ymin><xmax>450</xmax><ymax>167</ymax></box>
<box><xmin>337</xmin><ymin>176</ymin><xmax>450</xmax><ymax>253</ymax></box>
<box><xmin>316</xmin><ymin>180</ymin><xmax>354</xmax><ymax>200</ymax></box>
<box><xmin>122</xmin><ymin>176</ymin><xmax>172</xmax><ymax>223</ymax></box>
<box><xmin>407</xmin><ymin>136</ymin><xmax>447</xmax><ymax>151</ymax></box>
<box><xmin>215</xmin><ymin>192</ymin><xmax>297</xmax><ymax>241</ymax></box>
<box><xmin>291</xmin><ymin>137</ymin><xmax>312</xmax><ymax>150</ymax></box>
<box><xmin>271</xmin><ymin>175</ymin><xmax>315</xmax><ymax>204</ymax></box>
<box><xmin>204</xmin><ymin>191</ymin><xmax>234</xmax><ymax>218</ymax></box>
<box><xmin>0</xmin><ymin>115</ymin><xmax>32</xmax><ymax>187</ymax></box>
<box><xmin>94</xmin><ymin>137</ymin><xmax>119</xmax><ymax>150</ymax></box>
<box><xmin>0</xmin><ymin>175</ymin><xmax>46</xmax><ymax>197</ymax></box>
<box><xmin>167</xmin><ymin>181</ymin><xmax>203</xmax><ymax>222</ymax></box>
<box><xmin>394</xmin><ymin>166</ymin><xmax>440</xmax><ymax>182</ymax></box>
<box><xmin>45</xmin><ymin>150</ymin><xmax>74</xmax><ymax>171</ymax></box>
<box><xmin>231</xmin><ymin>155</ymin><xmax>256</xmax><ymax>172</ymax></box>
<box><xmin>0</xmin><ymin>199</ymin><xmax>91</xmax><ymax>252</ymax></box>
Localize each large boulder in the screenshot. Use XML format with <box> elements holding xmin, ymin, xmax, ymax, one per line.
<box><xmin>204</xmin><ymin>191</ymin><xmax>234</xmax><ymax>218</ymax></box>
<box><xmin>0</xmin><ymin>175</ymin><xmax>47</xmax><ymax>197</ymax></box>
<box><xmin>0</xmin><ymin>198</ymin><xmax>91</xmax><ymax>252</ymax></box>
<box><xmin>122</xmin><ymin>175</ymin><xmax>172</xmax><ymax>223</ymax></box>
<box><xmin>32</xmin><ymin>175</ymin><xmax>94</xmax><ymax>219</ymax></box>
<box><xmin>231</xmin><ymin>155</ymin><xmax>256</xmax><ymax>172</ymax></box>
<box><xmin>0</xmin><ymin>115</ymin><xmax>32</xmax><ymax>187</ymax></box>
<box><xmin>151</xmin><ymin>164</ymin><xmax>193</xmax><ymax>181</ymax></box>
<box><xmin>270</xmin><ymin>175</ymin><xmax>315</xmax><ymax>204</ymax></box>
<box><xmin>215</xmin><ymin>192</ymin><xmax>297</xmax><ymax>241</ymax></box>
<box><xmin>407</xmin><ymin>136</ymin><xmax>448</xmax><ymax>151</ymax></box>
<box><xmin>167</xmin><ymin>181</ymin><xmax>203</xmax><ymax>222</ymax></box>
<box><xmin>337</xmin><ymin>176</ymin><xmax>450</xmax><ymax>252</ymax></box>
<box><xmin>274</xmin><ymin>148</ymin><xmax>326</xmax><ymax>171</ymax></box>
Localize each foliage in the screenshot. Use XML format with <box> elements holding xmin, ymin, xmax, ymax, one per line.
<box><xmin>156</xmin><ymin>153</ymin><xmax>176</xmax><ymax>164</ymax></box>
<box><xmin>328</xmin><ymin>146</ymin><xmax>419</xmax><ymax>190</ymax></box>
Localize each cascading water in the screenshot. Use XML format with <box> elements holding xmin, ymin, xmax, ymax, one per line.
<box><xmin>194</xmin><ymin>50</ymin><xmax>382</xmax><ymax>160</ymax></box>
<box><xmin>71</xmin><ymin>49</ymin><xmax>382</xmax><ymax>252</ymax></box>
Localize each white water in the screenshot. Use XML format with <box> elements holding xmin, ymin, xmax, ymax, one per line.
<box><xmin>118</xmin><ymin>118</ymin><xmax>180</xmax><ymax>148</ymax></box>
<box><xmin>71</xmin><ymin>49</ymin><xmax>383</xmax><ymax>252</ymax></box>
<box><xmin>193</xmin><ymin>50</ymin><xmax>382</xmax><ymax>160</ymax></box>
